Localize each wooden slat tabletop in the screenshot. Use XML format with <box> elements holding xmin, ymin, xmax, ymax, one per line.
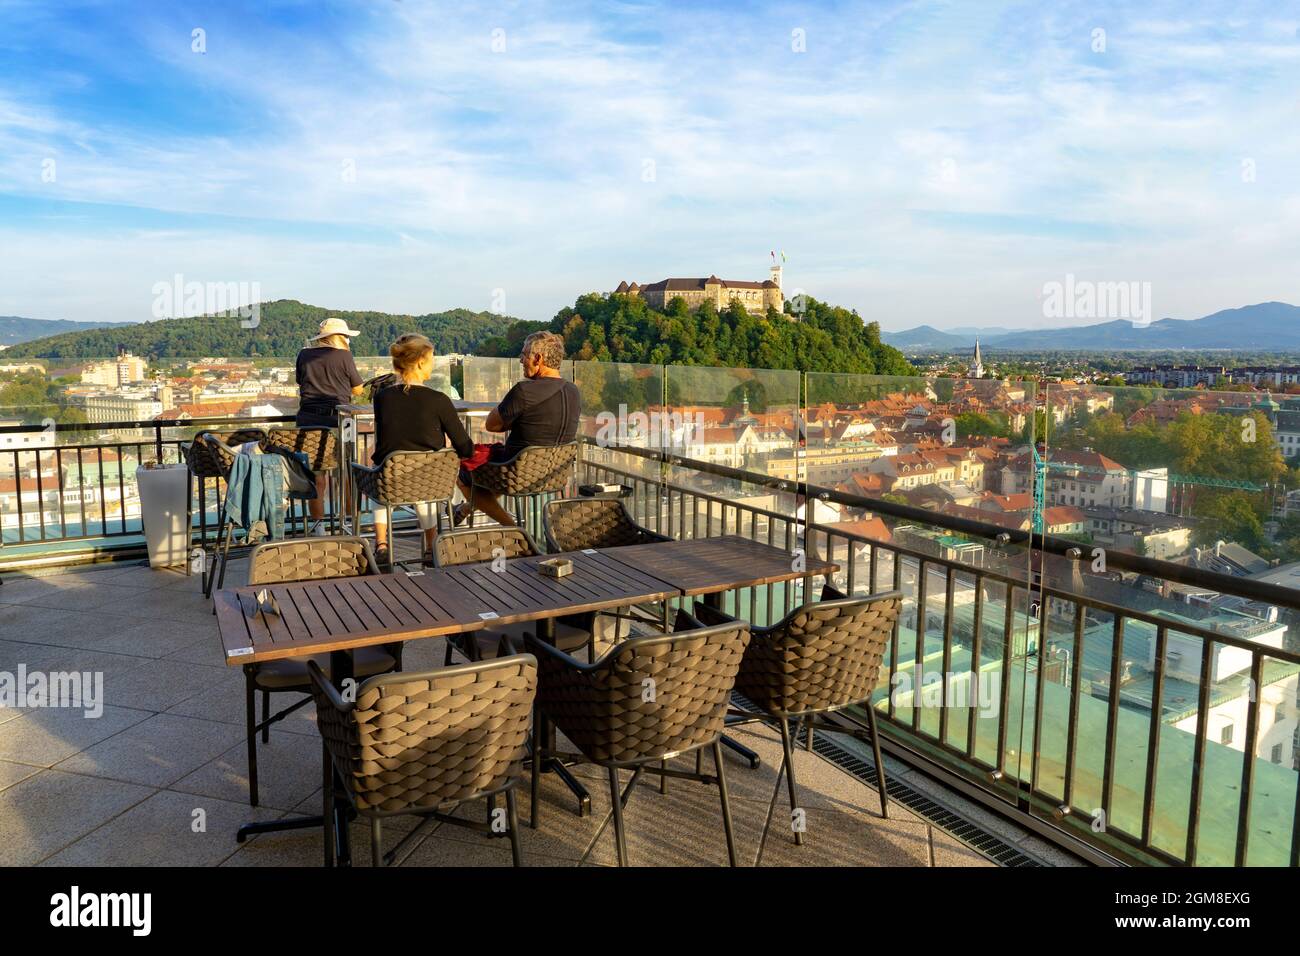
<box><xmin>216</xmin><ymin>548</ymin><xmax>680</xmax><ymax>665</ymax></box>
<box><xmin>599</xmin><ymin>534</ymin><xmax>838</xmax><ymax>597</ymax></box>
<box><xmin>413</xmin><ymin>550</ymin><xmax>678</xmax><ymax>626</ymax></box>
<box><xmin>215</xmin><ymin>571</ymin><xmax>484</xmax><ymax>664</ymax></box>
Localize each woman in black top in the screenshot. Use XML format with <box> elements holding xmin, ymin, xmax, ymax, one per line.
<box><xmin>371</xmin><ymin>333</ymin><xmax>474</xmax><ymax>565</ymax></box>
<box><xmin>295</xmin><ymin>317</ymin><xmax>365</xmax><ymax>533</ymax></box>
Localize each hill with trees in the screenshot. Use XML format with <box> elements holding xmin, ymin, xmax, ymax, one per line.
<box><xmin>479</xmin><ymin>292</ymin><xmax>914</xmax><ymax>376</ymax></box>
<box><xmin>5</xmin><ymin>300</ymin><xmax>521</xmax><ymax>359</ymax></box>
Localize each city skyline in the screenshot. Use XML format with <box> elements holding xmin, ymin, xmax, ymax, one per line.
<box><xmin>1</xmin><ymin>1</ymin><xmax>1299</xmax><ymax>329</ymax></box>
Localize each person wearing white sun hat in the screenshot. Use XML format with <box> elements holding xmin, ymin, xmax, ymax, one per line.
<box><xmin>295</xmin><ymin>317</ymin><xmax>366</xmax><ymax>532</ymax></box>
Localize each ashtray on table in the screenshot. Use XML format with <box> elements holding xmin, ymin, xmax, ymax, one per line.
<box><xmin>537</xmin><ymin>558</ymin><xmax>573</xmax><ymax>578</ymax></box>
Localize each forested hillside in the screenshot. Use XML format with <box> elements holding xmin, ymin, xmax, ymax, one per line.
<box><xmin>6</xmin><ymin>300</ymin><xmax>521</xmax><ymax>359</ymax></box>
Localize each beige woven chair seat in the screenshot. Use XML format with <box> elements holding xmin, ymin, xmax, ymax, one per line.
<box><xmin>253</xmin><ymin>646</ymin><xmax>398</xmax><ymax>690</ymax></box>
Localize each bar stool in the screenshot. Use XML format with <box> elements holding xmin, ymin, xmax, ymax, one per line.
<box><xmin>205</xmin><ymin>433</ymin><xmax>317</xmax><ymax>596</ymax></box>
<box><xmin>469</xmin><ymin>441</ymin><xmax>578</xmax><ymax>540</ymax></box>
<box><xmin>350</xmin><ymin>448</ymin><xmax>460</xmax><ymax>570</ymax></box>
<box><xmin>265</xmin><ymin>426</ymin><xmax>340</xmax><ymax>534</ymax></box>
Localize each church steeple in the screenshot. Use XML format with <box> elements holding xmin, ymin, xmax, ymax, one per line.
<box><xmin>969</xmin><ymin>339</ymin><xmax>984</xmax><ymax>379</ymax></box>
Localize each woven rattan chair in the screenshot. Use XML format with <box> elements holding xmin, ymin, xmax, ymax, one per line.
<box><xmin>542</xmin><ymin>496</ymin><xmax>671</xmax><ymax>552</ymax></box>
<box><xmin>307</xmin><ymin>654</ymin><xmax>537</xmax><ymax>867</ymax></box>
<box><xmin>183</xmin><ymin>429</ymin><xmax>266</xmax><ymax>596</ymax></box>
<box><xmin>690</xmin><ymin>585</ymin><xmax>902</xmax><ymax>845</ymax></box>
<box><xmin>524</xmin><ymin>617</ymin><xmax>751</xmax><ymax>866</ymax></box>
<box><xmin>432</xmin><ymin>528</ymin><xmax>597</xmax><ymax>664</ymax></box>
<box><xmin>469</xmin><ymin>441</ymin><xmax>577</xmax><ymax>538</ymax></box>
<box><xmin>351</xmin><ymin>448</ymin><xmax>460</xmax><ymax>570</ymax></box>
<box><xmin>265</xmin><ymin>426</ymin><xmax>340</xmax><ymax>532</ymax></box>
<box><xmin>542</xmin><ymin>496</ymin><xmax>672</xmax><ymax>640</ymax></box>
<box><xmin>241</xmin><ymin>536</ymin><xmax>402</xmax><ymax>808</ymax></box>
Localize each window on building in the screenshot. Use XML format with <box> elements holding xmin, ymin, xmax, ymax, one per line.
<box><xmin>1272</xmin><ymin>743</ymin><xmax>1283</xmax><ymax>764</ymax></box>
<box><xmin>1220</xmin><ymin>723</ymin><xmax>1234</xmax><ymax>745</ymax></box>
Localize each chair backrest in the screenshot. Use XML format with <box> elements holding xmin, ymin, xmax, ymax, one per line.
<box><xmin>433</xmin><ymin>527</ymin><xmax>538</xmax><ymax>567</ymax></box>
<box><xmin>184</xmin><ymin>429</ymin><xmax>264</xmax><ymax>479</ymax></box>
<box><xmin>472</xmin><ymin>441</ymin><xmax>577</xmax><ymax>497</ymax></box>
<box><xmin>198</xmin><ymin>432</ymin><xmax>240</xmax><ymax>480</ymax></box>
<box><xmin>309</xmin><ymin>655</ymin><xmax>538</xmax><ymax>814</ymax></box>
<box><xmin>736</xmin><ymin>590</ymin><xmax>902</xmax><ymax>719</ymax></box>
<box><xmin>534</xmin><ymin>621</ymin><xmax>750</xmax><ymax>765</ymax></box>
<box><xmin>543</xmin><ymin>497</ymin><xmax>656</xmax><ymax>552</ymax></box>
<box><xmin>247</xmin><ymin>535</ymin><xmax>376</xmax><ymax>585</ymax></box>
<box><xmin>361</xmin><ymin>448</ymin><xmax>460</xmax><ymax>506</ymax></box>
<box><xmin>265</xmin><ymin>427</ymin><xmax>337</xmax><ymax>471</ymax></box>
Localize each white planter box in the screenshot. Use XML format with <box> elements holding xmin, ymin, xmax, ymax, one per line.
<box><xmin>136</xmin><ymin>464</ymin><xmax>190</xmax><ymax>569</ymax></box>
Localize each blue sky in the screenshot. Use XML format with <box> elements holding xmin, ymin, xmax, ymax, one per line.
<box><xmin>1</xmin><ymin>0</ymin><xmax>1298</xmax><ymax>330</ymax></box>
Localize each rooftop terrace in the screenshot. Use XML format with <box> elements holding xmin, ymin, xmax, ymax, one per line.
<box><xmin>0</xmin><ymin>551</ymin><xmax>1073</xmax><ymax>867</ymax></box>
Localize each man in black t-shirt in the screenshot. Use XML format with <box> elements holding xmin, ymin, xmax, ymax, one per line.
<box><xmin>456</xmin><ymin>330</ymin><xmax>579</xmax><ymax>526</ymax></box>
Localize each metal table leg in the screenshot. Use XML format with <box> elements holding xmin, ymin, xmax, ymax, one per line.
<box><xmin>701</xmin><ymin>588</ymin><xmax>762</xmax><ymax>769</ymax></box>
<box><xmin>530</xmin><ymin>616</ymin><xmax>591</xmax><ymax>817</ymax></box>
<box><xmin>235</xmin><ymin>648</ymin><xmax>355</xmax><ymax>864</ymax></box>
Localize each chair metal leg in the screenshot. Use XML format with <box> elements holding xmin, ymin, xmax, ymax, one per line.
<box><xmin>245</xmin><ymin>672</ymin><xmax>259</xmax><ymax>807</ymax></box>
<box><xmin>506</xmin><ymin>789</ymin><xmax>522</xmax><ymax>867</ymax></box>
<box><xmin>659</xmin><ymin>758</ymin><xmax>668</xmax><ymax>795</ymax></box>
<box><xmin>204</xmin><ymin>521</ymin><xmax>228</xmax><ymax>598</ymax></box>
<box><xmin>779</xmin><ymin>718</ymin><xmax>804</xmax><ymax>846</ymax></box>
<box><xmin>865</xmin><ymin>705</ymin><xmax>889</xmax><ymax>819</ymax></box>
<box><xmin>370</xmin><ymin>818</ymin><xmax>383</xmax><ymax>868</ymax></box>
<box><xmin>215</xmin><ymin>521</ymin><xmax>234</xmax><ymax>591</ymax></box>
<box><xmin>608</xmin><ymin>767</ymin><xmax>629</xmax><ymax>866</ymax></box>
<box><xmin>713</xmin><ymin>740</ymin><xmax>738</xmax><ymax>866</ymax></box>
<box><xmin>261</xmin><ymin>690</ymin><xmax>271</xmax><ymax>743</ymax></box>
<box><xmin>805</xmin><ymin>716</ymin><xmax>814</xmax><ymax>753</ymax></box>
<box><xmin>530</xmin><ymin>710</ymin><xmax>543</xmax><ymax>829</ymax></box>
<box><xmin>322</xmin><ymin>742</ymin><xmax>335</xmax><ymax>867</ymax></box>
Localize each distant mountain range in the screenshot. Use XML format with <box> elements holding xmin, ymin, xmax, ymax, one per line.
<box><xmin>882</xmin><ymin>302</ymin><xmax>1300</xmax><ymax>352</ymax></box>
<box><xmin>3</xmin><ymin>300</ymin><xmax>524</xmax><ymax>359</ymax></box>
<box><xmin>0</xmin><ymin>316</ymin><xmax>114</xmax><ymax>347</ymax></box>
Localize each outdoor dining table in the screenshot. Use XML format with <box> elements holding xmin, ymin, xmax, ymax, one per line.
<box><xmin>213</xmin><ymin>534</ymin><xmax>837</xmax><ymax>863</ymax></box>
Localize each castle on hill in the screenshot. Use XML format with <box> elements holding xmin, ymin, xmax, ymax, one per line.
<box><xmin>614</xmin><ymin>266</ymin><xmax>784</xmax><ymax>316</ymax></box>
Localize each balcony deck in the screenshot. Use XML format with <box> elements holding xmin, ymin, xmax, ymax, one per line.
<box><xmin>0</xmin><ymin>554</ymin><xmax>1056</xmax><ymax>867</ymax></box>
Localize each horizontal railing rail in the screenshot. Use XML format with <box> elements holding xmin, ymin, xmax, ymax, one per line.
<box><xmin>586</xmin><ymin>439</ymin><xmax>1300</xmax><ymax>613</ymax></box>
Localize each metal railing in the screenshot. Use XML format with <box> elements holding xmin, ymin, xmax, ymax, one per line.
<box><xmin>578</xmin><ymin>440</ymin><xmax>1300</xmax><ymax>868</ymax></box>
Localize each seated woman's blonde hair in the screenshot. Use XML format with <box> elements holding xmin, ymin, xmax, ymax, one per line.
<box><xmin>390</xmin><ymin>333</ymin><xmax>434</xmax><ymax>389</ymax></box>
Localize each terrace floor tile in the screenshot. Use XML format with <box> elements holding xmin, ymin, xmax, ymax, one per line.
<box><xmin>40</xmin><ymin>789</ymin><xmax>281</xmax><ymax>867</ymax></box>
<box><xmin>0</xmin><ymin>770</ymin><xmax>154</xmax><ymax>866</ymax></box>
<box><xmin>0</xmin><ymin>704</ymin><xmax>152</xmax><ymax>767</ymax></box>
<box><xmin>172</xmin><ymin>733</ymin><xmax>321</xmax><ymax>812</ymax></box>
<box><xmin>54</xmin><ymin>712</ymin><xmax>244</xmax><ymax>788</ymax></box>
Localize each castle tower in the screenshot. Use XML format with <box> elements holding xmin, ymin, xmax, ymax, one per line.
<box><xmin>764</xmin><ymin>264</ymin><xmax>783</xmax><ymax>312</ymax></box>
